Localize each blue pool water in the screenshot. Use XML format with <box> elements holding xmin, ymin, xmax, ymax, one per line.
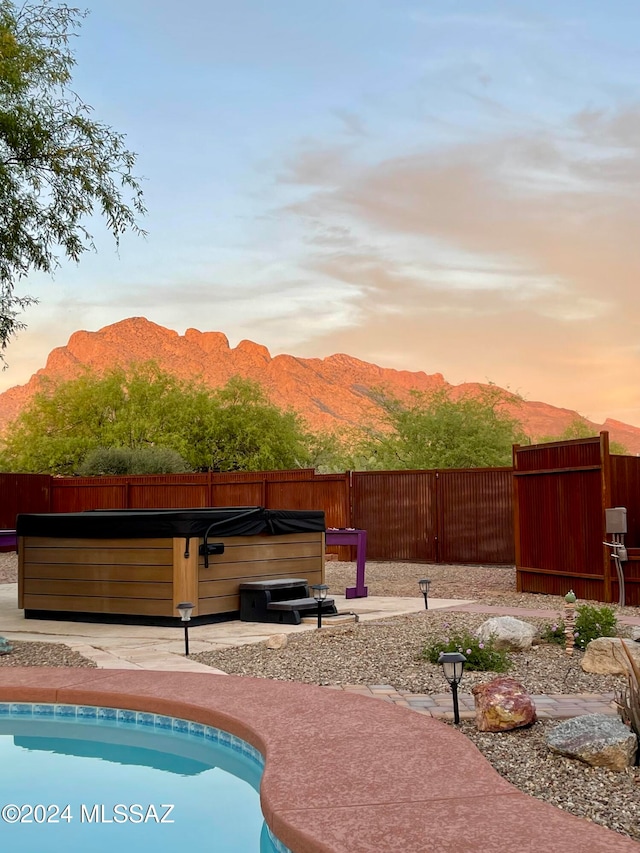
<box><xmin>0</xmin><ymin>703</ymin><xmax>288</xmax><ymax>853</ymax></box>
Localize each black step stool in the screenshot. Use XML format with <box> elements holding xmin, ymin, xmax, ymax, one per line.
<box><xmin>239</xmin><ymin>578</ymin><xmax>337</xmax><ymax>625</ymax></box>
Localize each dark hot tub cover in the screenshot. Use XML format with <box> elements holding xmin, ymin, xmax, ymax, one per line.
<box><xmin>16</xmin><ymin>507</ymin><xmax>325</xmax><ymax>539</ymax></box>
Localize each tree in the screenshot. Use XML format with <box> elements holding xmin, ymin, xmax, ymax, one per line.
<box><xmin>0</xmin><ymin>364</ymin><xmax>314</xmax><ymax>473</ymax></box>
<box><xmin>0</xmin><ymin>1</ymin><xmax>145</xmax><ymax>357</ymax></box>
<box><xmin>538</xmin><ymin>417</ymin><xmax>628</xmax><ymax>455</ymax></box>
<box><xmin>202</xmin><ymin>376</ymin><xmax>312</xmax><ymax>472</ymax></box>
<box><xmin>355</xmin><ymin>386</ymin><xmax>526</xmax><ymax>470</ymax></box>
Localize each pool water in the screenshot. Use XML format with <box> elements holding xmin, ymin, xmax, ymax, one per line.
<box><xmin>0</xmin><ymin>704</ymin><xmax>285</xmax><ymax>853</ymax></box>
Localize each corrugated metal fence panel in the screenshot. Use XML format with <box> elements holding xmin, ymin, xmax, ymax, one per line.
<box><xmin>52</xmin><ymin>482</ymin><xmax>128</xmax><ymax>513</ymax></box>
<box><xmin>515</xmin><ymin>437</ymin><xmax>601</xmax><ymax>472</ymax></box>
<box><xmin>438</xmin><ymin>469</ymin><xmax>514</xmax><ymax>564</ymax></box>
<box><xmin>352</xmin><ymin>471</ymin><xmax>437</xmax><ymax>561</ymax></box>
<box><xmin>128</xmin><ymin>483</ymin><xmax>209</xmax><ymax>508</ymax></box>
<box><xmin>210</xmin><ymin>482</ymin><xmax>264</xmax><ymax>507</ymax></box>
<box><xmin>515</xmin><ymin>435</ymin><xmax>606</xmax><ymax>599</ymax></box>
<box><xmin>610</xmin><ymin>456</ymin><xmax>640</xmax><ymax>548</ymax></box>
<box><xmin>211</xmin><ymin>469</ymin><xmax>316</xmax><ymax>482</ymax></box>
<box><xmin>0</xmin><ymin>473</ymin><xmax>51</xmax><ymax>527</ymax></box>
<box><xmin>265</xmin><ymin>475</ymin><xmax>350</xmax><ymax>528</ymax></box>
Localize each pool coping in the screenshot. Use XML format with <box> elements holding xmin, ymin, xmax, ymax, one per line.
<box><xmin>0</xmin><ymin>667</ymin><xmax>638</xmax><ymax>853</ymax></box>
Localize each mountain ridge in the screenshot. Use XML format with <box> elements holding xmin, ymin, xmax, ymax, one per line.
<box><xmin>1</xmin><ymin>316</ymin><xmax>638</xmax><ymax>453</ymax></box>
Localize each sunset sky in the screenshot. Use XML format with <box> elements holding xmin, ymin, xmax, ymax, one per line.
<box><xmin>3</xmin><ymin>0</ymin><xmax>640</xmax><ymax>426</ymax></box>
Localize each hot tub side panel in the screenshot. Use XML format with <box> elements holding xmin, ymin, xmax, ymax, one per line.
<box><xmin>19</xmin><ymin>536</ymin><xmax>176</xmax><ymax>617</ymax></box>
<box><xmin>19</xmin><ymin>531</ymin><xmax>326</xmax><ymax>620</ymax></box>
<box><xmin>197</xmin><ymin>532</ymin><xmax>325</xmax><ymax>615</ymax></box>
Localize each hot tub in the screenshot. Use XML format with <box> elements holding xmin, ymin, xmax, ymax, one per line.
<box><xmin>16</xmin><ymin>507</ymin><xmax>325</xmax><ymax>625</ymax></box>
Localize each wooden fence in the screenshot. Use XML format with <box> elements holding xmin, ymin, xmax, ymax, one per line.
<box><xmin>1</xmin><ymin>467</ymin><xmax>515</xmax><ymax>564</ymax></box>
<box><xmin>514</xmin><ymin>433</ymin><xmax>640</xmax><ymax>605</ymax></box>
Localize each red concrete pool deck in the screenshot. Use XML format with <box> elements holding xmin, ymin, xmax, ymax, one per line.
<box><xmin>0</xmin><ymin>667</ymin><xmax>637</xmax><ymax>853</ymax></box>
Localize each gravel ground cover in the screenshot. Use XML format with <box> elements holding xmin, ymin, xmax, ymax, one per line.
<box><xmin>2</xmin><ymin>552</ymin><xmax>640</xmax><ymax>841</ymax></box>
<box><xmin>192</xmin><ymin>610</ymin><xmax>625</xmax><ymax>695</ymax></box>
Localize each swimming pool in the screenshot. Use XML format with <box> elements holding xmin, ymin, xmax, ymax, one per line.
<box><xmin>0</xmin><ymin>703</ymin><xmax>290</xmax><ymax>853</ymax></box>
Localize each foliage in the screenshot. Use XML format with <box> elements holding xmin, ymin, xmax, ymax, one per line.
<box><xmin>0</xmin><ymin>363</ymin><xmax>313</xmax><ymax>474</ymax></box>
<box><xmin>0</xmin><ymin>1</ymin><xmax>145</xmax><ymax>357</ymax></box>
<box><xmin>539</xmin><ymin>621</ymin><xmax>566</xmax><ymax>645</ymax></box>
<box><xmin>356</xmin><ymin>385</ymin><xmax>526</xmax><ymax>470</ymax></box>
<box><xmin>614</xmin><ymin>642</ymin><xmax>640</xmax><ymax>756</ymax></box>
<box><xmin>573</xmin><ymin>604</ymin><xmax>617</xmax><ymax>651</ymax></box>
<box><xmin>78</xmin><ymin>446</ymin><xmax>190</xmax><ymax>476</ymax></box>
<box><xmin>538</xmin><ymin>418</ymin><xmax>628</xmax><ymax>455</ymax></box>
<box><xmin>423</xmin><ymin>627</ymin><xmax>510</xmax><ymax>672</ymax></box>
<box><xmin>201</xmin><ymin>376</ymin><xmax>312</xmax><ymax>472</ymax></box>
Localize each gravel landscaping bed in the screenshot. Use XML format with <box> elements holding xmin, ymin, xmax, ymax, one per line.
<box><xmin>192</xmin><ymin>610</ymin><xmax>625</xmax><ymax>695</ymax></box>
<box><xmin>0</xmin><ymin>640</ymin><xmax>96</xmax><ymax>668</ymax></box>
<box><xmin>2</xmin><ymin>553</ymin><xmax>640</xmax><ymax>841</ymax></box>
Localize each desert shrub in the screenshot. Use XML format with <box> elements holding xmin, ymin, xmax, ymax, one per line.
<box><xmin>574</xmin><ymin>604</ymin><xmax>617</xmax><ymax>651</ymax></box>
<box><xmin>78</xmin><ymin>446</ymin><xmax>190</xmax><ymax>476</ymax></box>
<box><xmin>540</xmin><ymin>621</ymin><xmax>566</xmax><ymax>645</ymax></box>
<box><xmin>423</xmin><ymin>628</ymin><xmax>510</xmax><ymax>672</ymax></box>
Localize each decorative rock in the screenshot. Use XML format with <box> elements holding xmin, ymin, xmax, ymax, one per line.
<box><xmin>472</xmin><ymin>677</ymin><xmax>537</xmax><ymax>732</ymax></box>
<box><xmin>581</xmin><ymin>637</ymin><xmax>640</xmax><ymax>675</ymax></box>
<box><xmin>545</xmin><ymin>714</ymin><xmax>637</xmax><ymax>771</ymax></box>
<box><xmin>631</xmin><ymin>627</ymin><xmax>640</xmax><ymax>643</ymax></box>
<box><xmin>265</xmin><ymin>634</ymin><xmax>288</xmax><ymax>650</ymax></box>
<box><xmin>0</xmin><ymin>637</ymin><xmax>13</xmax><ymax>655</ymax></box>
<box><xmin>476</xmin><ymin>616</ymin><xmax>537</xmax><ymax>651</ymax></box>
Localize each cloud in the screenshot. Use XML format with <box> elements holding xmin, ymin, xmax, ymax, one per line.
<box><xmin>278</xmin><ymin>105</ymin><xmax>640</xmax><ymax>423</ymax></box>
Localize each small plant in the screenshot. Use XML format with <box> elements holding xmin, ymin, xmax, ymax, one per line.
<box><xmin>573</xmin><ymin>604</ymin><xmax>617</xmax><ymax>651</ymax></box>
<box><xmin>423</xmin><ymin>629</ymin><xmax>510</xmax><ymax>672</ymax></box>
<box><xmin>540</xmin><ymin>621</ymin><xmax>565</xmax><ymax>645</ymax></box>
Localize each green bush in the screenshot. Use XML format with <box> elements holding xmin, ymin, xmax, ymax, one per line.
<box><xmin>422</xmin><ymin>628</ymin><xmax>510</xmax><ymax>672</ymax></box>
<box><xmin>78</xmin><ymin>446</ymin><xmax>190</xmax><ymax>476</ymax></box>
<box><xmin>540</xmin><ymin>621</ymin><xmax>566</xmax><ymax>645</ymax></box>
<box><xmin>574</xmin><ymin>604</ymin><xmax>617</xmax><ymax>651</ymax></box>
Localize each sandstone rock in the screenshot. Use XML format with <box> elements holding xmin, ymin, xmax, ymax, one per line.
<box><xmin>546</xmin><ymin>714</ymin><xmax>637</xmax><ymax>771</ymax></box>
<box><xmin>581</xmin><ymin>637</ymin><xmax>640</xmax><ymax>675</ymax></box>
<box><xmin>265</xmin><ymin>634</ymin><xmax>288</xmax><ymax>650</ymax></box>
<box><xmin>477</xmin><ymin>616</ymin><xmax>537</xmax><ymax>651</ymax></box>
<box><xmin>472</xmin><ymin>677</ymin><xmax>537</xmax><ymax>732</ymax></box>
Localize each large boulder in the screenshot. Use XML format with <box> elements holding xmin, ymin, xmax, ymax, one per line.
<box><xmin>476</xmin><ymin>616</ymin><xmax>537</xmax><ymax>651</ymax></box>
<box><xmin>472</xmin><ymin>677</ymin><xmax>537</xmax><ymax>732</ymax></box>
<box><xmin>581</xmin><ymin>637</ymin><xmax>640</xmax><ymax>675</ymax></box>
<box><xmin>546</xmin><ymin>714</ymin><xmax>637</xmax><ymax>771</ymax></box>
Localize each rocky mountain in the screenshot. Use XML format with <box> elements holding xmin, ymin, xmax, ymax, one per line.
<box><xmin>1</xmin><ymin>317</ymin><xmax>639</xmax><ymax>453</ymax></box>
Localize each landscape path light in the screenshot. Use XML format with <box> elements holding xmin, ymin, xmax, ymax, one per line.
<box><xmin>418</xmin><ymin>578</ymin><xmax>431</xmax><ymax>610</ymax></box>
<box><xmin>438</xmin><ymin>651</ymin><xmax>466</xmax><ymax>724</ymax></box>
<box><xmin>176</xmin><ymin>601</ymin><xmax>194</xmax><ymax>656</ymax></box>
<box><xmin>311</xmin><ymin>583</ymin><xmax>329</xmax><ymax>629</ymax></box>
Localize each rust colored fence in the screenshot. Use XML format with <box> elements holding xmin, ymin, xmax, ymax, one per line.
<box><xmin>0</xmin><ymin>474</ymin><xmax>51</xmax><ymax>549</ymax></box>
<box><xmin>4</xmin><ymin>467</ymin><xmax>515</xmax><ymax>565</ymax></box>
<box><xmin>513</xmin><ymin>433</ymin><xmax>640</xmax><ymax>604</ymax></box>
<box><xmin>352</xmin><ymin>468</ymin><xmax>514</xmax><ymax>564</ymax></box>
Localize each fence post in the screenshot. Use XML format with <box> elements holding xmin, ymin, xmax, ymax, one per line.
<box><xmin>600</xmin><ymin>431</ymin><xmax>612</xmax><ymax>603</ymax></box>
<box><xmin>512</xmin><ymin>445</ymin><xmax>521</xmax><ymax>592</ymax></box>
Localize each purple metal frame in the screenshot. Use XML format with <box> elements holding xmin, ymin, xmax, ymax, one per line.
<box><xmin>325</xmin><ymin>527</ymin><xmax>368</xmax><ymax>598</ymax></box>
<box><xmin>0</xmin><ymin>530</ymin><xmax>17</xmax><ymax>550</ymax></box>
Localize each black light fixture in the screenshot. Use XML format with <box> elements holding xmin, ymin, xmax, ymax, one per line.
<box><xmin>418</xmin><ymin>578</ymin><xmax>431</xmax><ymax>610</ymax></box>
<box><xmin>311</xmin><ymin>583</ymin><xmax>329</xmax><ymax>629</ymax></box>
<box><xmin>176</xmin><ymin>601</ymin><xmax>194</xmax><ymax>656</ymax></box>
<box><xmin>437</xmin><ymin>651</ymin><xmax>466</xmax><ymax>724</ymax></box>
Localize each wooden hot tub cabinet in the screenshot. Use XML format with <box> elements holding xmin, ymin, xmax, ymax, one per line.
<box><xmin>16</xmin><ymin>507</ymin><xmax>325</xmax><ymax>624</ymax></box>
